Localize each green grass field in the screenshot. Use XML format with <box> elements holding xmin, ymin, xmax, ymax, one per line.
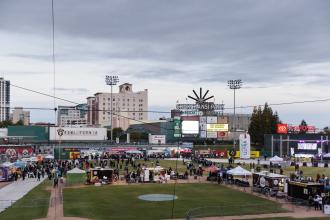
<box><xmin>63</xmin><ymin>183</ymin><xmax>285</xmax><ymax>220</ymax></box>
<box><xmin>0</xmin><ymin>180</ymin><xmax>51</xmax><ymax>220</ymax></box>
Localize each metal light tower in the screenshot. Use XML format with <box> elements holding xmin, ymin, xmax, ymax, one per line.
<box><xmin>227</xmin><ymin>79</ymin><xmax>242</xmax><ymax>150</ymax></box>
<box><xmin>105</xmin><ymin>75</ymin><xmax>119</xmax><ymax>142</ymax></box>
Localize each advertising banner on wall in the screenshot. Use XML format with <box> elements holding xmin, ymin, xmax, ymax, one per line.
<box><xmin>206</xmin><ymin>124</ymin><xmax>228</xmax><ymax>132</ymax></box>
<box><xmin>207</xmin><ymin>116</ymin><xmax>218</xmax><ymax>124</ymax></box>
<box><xmin>200</xmin><ymin>130</ymin><xmax>207</xmax><ymax>138</ymax></box>
<box><xmin>49</xmin><ymin>127</ymin><xmax>107</xmax><ymax>141</ymax></box>
<box><xmin>207</xmin><ymin>131</ymin><xmax>217</xmax><ymax>138</ymax></box>
<box><xmin>0</xmin><ymin>146</ymin><xmax>33</xmax><ymax>159</ymax></box>
<box><xmin>149</xmin><ymin>135</ymin><xmax>166</xmax><ymax>144</ymax></box>
<box><xmin>199</xmin><ymin>116</ymin><xmax>207</xmax><ymax>131</ymax></box>
<box><xmin>239</xmin><ymin>133</ymin><xmax>251</xmax><ymax>159</ymax></box>
<box><xmin>173</xmin><ymin>117</ymin><xmax>181</xmax><ymax>138</ymax></box>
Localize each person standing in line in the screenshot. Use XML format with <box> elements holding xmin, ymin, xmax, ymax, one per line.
<box><xmin>318</xmin><ymin>195</ymin><xmax>323</xmax><ymax>211</ymax></box>
<box><xmin>37</xmin><ymin>169</ymin><xmax>41</xmax><ymax>181</ymax></box>
<box><xmin>314</xmin><ymin>195</ymin><xmax>319</xmax><ymax>210</ymax></box>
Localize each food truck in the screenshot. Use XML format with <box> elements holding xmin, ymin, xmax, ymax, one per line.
<box><xmin>86</xmin><ymin>168</ymin><xmax>117</xmax><ymax>185</ymax></box>
<box><xmin>253</xmin><ymin>171</ymin><xmax>288</xmax><ymax>195</ymax></box>
<box><xmin>288</xmin><ymin>181</ymin><xmax>324</xmax><ymax>200</ymax></box>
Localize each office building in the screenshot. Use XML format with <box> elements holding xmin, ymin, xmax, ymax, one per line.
<box><xmin>11</xmin><ymin>107</ymin><xmax>30</xmax><ymax>125</ymax></box>
<box><xmin>57</xmin><ymin>104</ymin><xmax>88</xmax><ymax>127</ymax></box>
<box><xmin>87</xmin><ymin>83</ymin><xmax>148</xmax><ymax>130</ymax></box>
<box><xmin>0</xmin><ymin>77</ymin><xmax>10</xmax><ymax>122</ymax></box>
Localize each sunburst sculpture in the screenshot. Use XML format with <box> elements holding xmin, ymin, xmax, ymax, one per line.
<box><xmin>188</xmin><ymin>88</ymin><xmax>214</xmax><ymax>103</ymax></box>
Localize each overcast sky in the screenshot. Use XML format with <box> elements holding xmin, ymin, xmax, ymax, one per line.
<box><xmin>0</xmin><ymin>0</ymin><xmax>330</xmax><ymax>128</ymax></box>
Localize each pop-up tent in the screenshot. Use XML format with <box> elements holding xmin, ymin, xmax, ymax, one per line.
<box><xmin>269</xmin><ymin>155</ymin><xmax>284</xmax><ymax>162</ymax></box>
<box><xmin>227</xmin><ymin>166</ymin><xmax>252</xmax><ymax>176</ymax></box>
<box><xmin>67</xmin><ymin>167</ymin><xmax>86</xmax><ymax>174</ymax></box>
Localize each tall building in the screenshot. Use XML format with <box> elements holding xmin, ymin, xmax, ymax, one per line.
<box><xmin>87</xmin><ymin>83</ymin><xmax>148</xmax><ymax>130</ymax></box>
<box><xmin>11</xmin><ymin>107</ymin><xmax>30</xmax><ymax>125</ymax></box>
<box><xmin>57</xmin><ymin>104</ymin><xmax>88</xmax><ymax>127</ymax></box>
<box><xmin>0</xmin><ymin>77</ymin><xmax>10</xmax><ymax>122</ymax></box>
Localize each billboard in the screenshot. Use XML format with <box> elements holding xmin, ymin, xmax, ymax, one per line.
<box><xmin>207</xmin><ymin>124</ymin><xmax>228</xmax><ymax>132</ymax></box>
<box><xmin>239</xmin><ymin>133</ymin><xmax>251</xmax><ymax>159</ymax></box>
<box><xmin>49</xmin><ymin>127</ymin><xmax>107</xmax><ymax>141</ymax></box>
<box><xmin>149</xmin><ymin>135</ymin><xmax>166</xmax><ymax>144</ymax></box>
<box><xmin>182</xmin><ymin>121</ymin><xmax>199</xmax><ymax>134</ymax></box>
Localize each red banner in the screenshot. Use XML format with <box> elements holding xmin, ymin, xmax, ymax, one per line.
<box><xmin>0</xmin><ymin>146</ymin><xmax>33</xmax><ymax>158</ymax></box>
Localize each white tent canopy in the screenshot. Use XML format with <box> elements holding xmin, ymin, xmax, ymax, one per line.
<box><xmin>255</xmin><ymin>171</ymin><xmax>287</xmax><ymax>178</ymax></box>
<box><xmin>269</xmin><ymin>155</ymin><xmax>284</xmax><ymax>162</ymax></box>
<box><xmin>67</xmin><ymin>167</ymin><xmax>86</xmax><ymax>174</ymax></box>
<box><xmin>227</xmin><ymin>166</ymin><xmax>252</xmax><ymax>176</ymax></box>
<box><xmin>45</xmin><ymin>155</ymin><xmax>54</xmax><ymax>159</ymax></box>
<box><xmin>1</xmin><ymin>162</ymin><xmax>14</xmax><ymax>167</ymax></box>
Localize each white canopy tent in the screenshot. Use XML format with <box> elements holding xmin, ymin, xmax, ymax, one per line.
<box><xmin>67</xmin><ymin>167</ymin><xmax>86</xmax><ymax>174</ymax></box>
<box><xmin>227</xmin><ymin>166</ymin><xmax>252</xmax><ymax>176</ymax></box>
<box><xmin>1</xmin><ymin>162</ymin><xmax>14</xmax><ymax>167</ymax></box>
<box><xmin>269</xmin><ymin>155</ymin><xmax>284</xmax><ymax>162</ymax></box>
<box><xmin>45</xmin><ymin>155</ymin><xmax>54</xmax><ymax>159</ymax></box>
<box><xmin>255</xmin><ymin>171</ymin><xmax>287</xmax><ymax>178</ymax></box>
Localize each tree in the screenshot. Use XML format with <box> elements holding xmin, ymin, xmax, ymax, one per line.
<box><xmin>0</xmin><ymin>120</ymin><xmax>13</xmax><ymax>128</ymax></box>
<box><xmin>15</xmin><ymin>120</ymin><xmax>24</xmax><ymax>126</ymax></box>
<box><xmin>299</xmin><ymin>119</ymin><xmax>308</xmax><ymax>134</ymax></box>
<box><xmin>248</xmin><ymin>103</ymin><xmax>281</xmax><ymax>146</ymax></box>
<box><xmin>107</xmin><ymin>127</ymin><xmax>125</xmax><ymax>141</ymax></box>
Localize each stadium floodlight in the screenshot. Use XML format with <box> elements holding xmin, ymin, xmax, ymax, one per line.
<box><xmin>227</xmin><ymin>79</ymin><xmax>243</xmax><ymax>150</ymax></box>
<box><xmin>105</xmin><ymin>75</ymin><xmax>119</xmax><ymax>142</ymax></box>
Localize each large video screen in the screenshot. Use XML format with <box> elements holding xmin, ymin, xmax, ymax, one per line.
<box><xmin>182</xmin><ymin>121</ymin><xmax>199</xmax><ymax>134</ymax></box>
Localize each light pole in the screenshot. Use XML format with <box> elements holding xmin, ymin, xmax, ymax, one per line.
<box><xmin>227</xmin><ymin>79</ymin><xmax>242</xmax><ymax>151</ymax></box>
<box><xmin>105</xmin><ymin>75</ymin><xmax>119</xmax><ymax>142</ymax></box>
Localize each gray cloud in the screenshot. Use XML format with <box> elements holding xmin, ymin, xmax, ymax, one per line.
<box><xmin>54</xmin><ymin>87</ymin><xmax>89</xmax><ymax>93</ymax></box>
<box><xmin>1</xmin><ymin>0</ymin><xmax>330</xmax><ymax>85</ymax></box>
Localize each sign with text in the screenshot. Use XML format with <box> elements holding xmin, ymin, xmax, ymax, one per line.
<box><xmin>207</xmin><ymin>124</ymin><xmax>228</xmax><ymax>132</ymax></box>
<box><xmin>297</xmin><ymin>143</ymin><xmax>317</xmax><ymax>150</ymax></box>
<box><xmin>49</xmin><ymin>127</ymin><xmax>107</xmax><ymax>141</ymax></box>
<box><xmin>173</xmin><ymin>117</ymin><xmax>181</xmax><ymax>138</ymax></box>
<box><xmin>239</xmin><ymin>133</ymin><xmax>251</xmax><ymax>159</ymax></box>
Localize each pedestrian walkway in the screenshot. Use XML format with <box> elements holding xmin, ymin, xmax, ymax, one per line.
<box><xmin>0</xmin><ymin>177</ymin><xmax>46</xmax><ymax>213</ymax></box>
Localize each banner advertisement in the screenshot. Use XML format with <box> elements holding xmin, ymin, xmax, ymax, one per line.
<box><xmin>239</xmin><ymin>133</ymin><xmax>251</xmax><ymax>159</ymax></box>
<box><xmin>207</xmin><ymin>131</ymin><xmax>217</xmax><ymax>138</ymax></box>
<box><xmin>207</xmin><ymin>124</ymin><xmax>228</xmax><ymax>132</ymax></box>
<box><xmin>173</xmin><ymin>117</ymin><xmax>181</xmax><ymax>138</ymax></box>
<box><xmin>49</xmin><ymin>127</ymin><xmax>107</xmax><ymax>141</ymax></box>
<box><xmin>207</xmin><ymin>116</ymin><xmax>218</xmax><ymax>124</ymax></box>
<box><xmin>0</xmin><ymin>146</ymin><xmax>33</xmax><ymax>159</ymax></box>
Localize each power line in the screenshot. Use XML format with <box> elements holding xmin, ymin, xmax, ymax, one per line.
<box><xmin>9</xmin><ymin>84</ymin><xmax>330</xmax><ymax>128</ymax></box>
